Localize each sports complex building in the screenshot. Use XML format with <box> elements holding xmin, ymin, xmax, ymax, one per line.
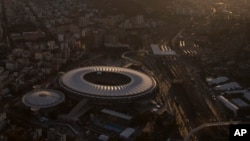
<box><xmin>59</xmin><ymin>66</ymin><xmax>157</xmax><ymax>103</ymax></box>
<box><xmin>22</xmin><ymin>89</ymin><xmax>65</xmax><ymax>111</ymax></box>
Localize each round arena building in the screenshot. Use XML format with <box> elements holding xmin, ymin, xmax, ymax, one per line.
<box><xmin>22</xmin><ymin>89</ymin><xmax>65</xmax><ymax>110</ymax></box>
<box><xmin>59</xmin><ymin>66</ymin><xmax>157</xmax><ymax>102</ymax></box>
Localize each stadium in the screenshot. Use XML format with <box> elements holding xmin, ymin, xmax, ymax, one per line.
<box><xmin>59</xmin><ymin>66</ymin><xmax>157</xmax><ymax>102</ymax></box>
<box><xmin>22</xmin><ymin>89</ymin><xmax>65</xmax><ymax>110</ymax></box>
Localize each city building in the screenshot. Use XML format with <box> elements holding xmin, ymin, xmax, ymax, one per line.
<box><xmin>119</xmin><ymin>128</ymin><xmax>135</xmax><ymax>140</ymax></box>
<box><xmin>218</xmin><ymin>89</ymin><xmax>250</xmax><ymax>117</ymax></box>
<box><xmin>135</xmin><ymin>15</ymin><xmax>144</xmax><ymax>25</ymax></box>
<box><xmin>47</xmin><ymin>128</ymin><xmax>67</xmax><ymax>141</ymax></box>
<box><xmin>206</xmin><ymin>76</ymin><xmax>229</xmax><ymax>86</ymax></box>
<box><xmin>98</xmin><ymin>134</ymin><xmax>109</xmax><ymax>141</ymax></box>
<box><xmin>91</xmin><ymin>108</ymin><xmax>133</xmax><ymax>133</ymax></box>
<box><xmin>214</xmin><ymin>82</ymin><xmax>241</xmax><ymax>91</ymax></box>
<box><xmin>150</xmin><ymin>44</ymin><xmax>176</xmax><ymax>56</ymax></box>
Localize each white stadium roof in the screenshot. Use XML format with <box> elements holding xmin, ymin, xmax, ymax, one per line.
<box><xmin>59</xmin><ymin>66</ymin><xmax>156</xmax><ymax>100</ymax></box>
<box><xmin>22</xmin><ymin>89</ymin><xmax>65</xmax><ymax>109</ymax></box>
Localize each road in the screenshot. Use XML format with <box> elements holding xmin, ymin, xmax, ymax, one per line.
<box><xmin>139</xmin><ymin>28</ymin><xmax>229</xmax><ymax>140</ymax></box>
<box><xmin>169</xmin><ymin>29</ymin><xmax>232</xmax><ymax>140</ymax></box>
<box><xmin>184</xmin><ymin>121</ymin><xmax>250</xmax><ymax>141</ymax></box>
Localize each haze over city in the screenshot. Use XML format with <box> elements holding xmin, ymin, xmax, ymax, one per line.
<box><xmin>0</xmin><ymin>0</ymin><xmax>250</xmax><ymax>141</ymax></box>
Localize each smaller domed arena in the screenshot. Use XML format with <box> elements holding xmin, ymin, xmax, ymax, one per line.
<box><xmin>22</xmin><ymin>89</ymin><xmax>65</xmax><ymax>110</ymax></box>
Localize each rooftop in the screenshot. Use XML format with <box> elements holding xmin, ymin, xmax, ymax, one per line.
<box><xmin>150</xmin><ymin>44</ymin><xmax>176</xmax><ymax>56</ymax></box>
<box><xmin>214</xmin><ymin>82</ymin><xmax>241</xmax><ymax>91</ymax></box>
<box><xmin>59</xmin><ymin>66</ymin><xmax>157</xmax><ymax>100</ymax></box>
<box><xmin>206</xmin><ymin>76</ymin><xmax>229</xmax><ymax>85</ymax></box>
<box><xmin>22</xmin><ymin>89</ymin><xmax>65</xmax><ymax>109</ymax></box>
<box><xmin>101</xmin><ymin>109</ymin><xmax>133</xmax><ymax>120</ymax></box>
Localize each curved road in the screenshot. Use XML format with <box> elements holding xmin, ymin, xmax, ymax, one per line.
<box><xmin>121</xmin><ymin>50</ymin><xmax>149</xmax><ymax>65</ymax></box>
<box><xmin>184</xmin><ymin>121</ymin><xmax>250</xmax><ymax>141</ymax></box>
<box><xmin>48</xmin><ymin>123</ymin><xmax>79</xmax><ymax>135</ymax></box>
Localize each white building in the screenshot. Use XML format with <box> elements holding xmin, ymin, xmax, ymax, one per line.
<box><xmin>98</xmin><ymin>135</ymin><xmax>109</xmax><ymax>141</ymax></box>
<box><xmin>206</xmin><ymin>76</ymin><xmax>229</xmax><ymax>85</ymax></box>
<box><xmin>119</xmin><ymin>128</ymin><xmax>135</xmax><ymax>139</ymax></box>
<box><xmin>214</xmin><ymin>82</ymin><xmax>241</xmax><ymax>91</ymax></box>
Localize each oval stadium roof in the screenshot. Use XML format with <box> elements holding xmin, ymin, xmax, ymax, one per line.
<box><xmin>59</xmin><ymin>66</ymin><xmax>156</xmax><ymax>100</ymax></box>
